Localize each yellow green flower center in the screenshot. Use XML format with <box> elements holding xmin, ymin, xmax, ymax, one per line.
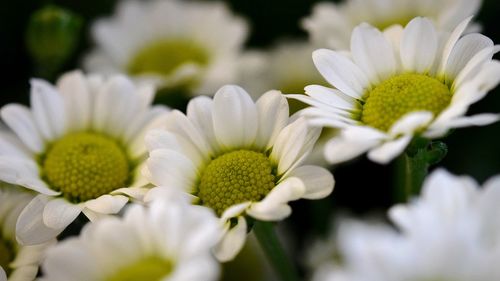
<box><xmin>361</xmin><ymin>73</ymin><xmax>451</xmax><ymax>132</ymax></box>
<box><xmin>198</xmin><ymin>150</ymin><xmax>276</xmax><ymax>216</ymax></box>
<box><xmin>127</xmin><ymin>39</ymin><xmax>209</xmax><ymax>79</ymax></box>
<box><xmin>42</xmin><ymin>132</ymin><xmax>130</xmax><ymax>202</ymax></box>
<box><xmin>104</xmin><ymin>256</ymin><xmax>172</xmax><ymax>281</ymax></box>
<box><xmin>0</xmin><ymin>234</ymin><xmax>14</xmax><ymax>276</ymax></box>
<box><xmin>372</xmin><ymin>16</ymin><xmax>415</xmax><ymax>30</ymax></box>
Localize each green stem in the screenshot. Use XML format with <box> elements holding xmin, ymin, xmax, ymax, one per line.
<box><xmin>402</xmin><ymin>150</ymin><xmax>429</xmax><ymax>199</ymax></box>
<box><xmin>253</xmin><ymin>220</ymin><xmax>300</xmax><ymax>281</ymax></box>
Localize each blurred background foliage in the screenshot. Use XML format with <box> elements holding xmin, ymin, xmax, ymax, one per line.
<box><xmin>1</xmin><ymin>0</ymin><xmax>499</xmax><ymax>258</ymax></box>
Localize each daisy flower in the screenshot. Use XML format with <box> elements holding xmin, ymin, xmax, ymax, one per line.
<box><xmin>84</xmin><ymin>0</ymin><xmax>248</xmax><ymax>96</ymax></box>
<box><xmin>38</xmin><ymin>198</ymin><xmax>221</xmax><ymax>281</ymax></box>
<box><xmin>0</xmin><ymin>71</ymin><xmax>169</xmax><ymax>245</ymax></box>
<box><xmin>310</xmin><ymin>169</ymin><xmax>500</xmax><ymax>281</ymax></box>
<box><xmin>0</xmin><ymin>184</ymin><xmax>54</xmax><ymax>281</ymax></box>
<box><xmin>144</xmin><ymin>85</ymin><xmax>335</xmax><ymax>261</ymax></box>
<box><xmin>302</xmin><ymin>0</ymin><xmax>481</xmax><ymax>50</ymax></box>
<box><xmin>291</xmin><ymin>17</ymin><xmax>500</xmax><ymax>164</ymax></box>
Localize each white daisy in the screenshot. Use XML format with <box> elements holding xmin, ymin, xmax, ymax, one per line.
<box><xmin>310</xmin><ymin>169</ymin><xmax>500</xmax><ymax>281</ymax></box>
<box><xmin>291</xmin><ymin>17</ymin><xmax>500</xmax><ymax>164</ymax></box>
<box><xmin>38</xmin><ymin>198</ymin><xmax>221</xmax><ymax>281</ymax></box>
<box><xmin>84</xmin><ymin>0</ymin><xmax>248</xmax><ymax>96</ymax></box>
<box><xmin>0</xmin><ymin>71</ymin><xmax>169</xmax><ymax>245</ymax></box>
<box><xmin>143</xmin><ymin>85</ymin><xmax>335</xmax><ymax>261</ymax></box>
<box><xmin>0</xmin><ymin>184</ymin><xmax>54</xmax><ymax>281</ymax></box>
<box><xmin>302</xmin><ymin>0</ymin><xmax>481</xmax><ymax>50</ymax></box>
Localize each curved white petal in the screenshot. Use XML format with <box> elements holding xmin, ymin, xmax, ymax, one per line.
<box><xmin>146</xmin><ymin>149</ymin><xmax>198</xmax><ymax>193</ymax></box>
<box><xmin>1</xmin><ymin>104</ymin><xmax>44</xmax><ymax>153</ymax></box>
<box><xmin>287</xmin><ymin>165</ymin><xmax>334</xmax><ymax>199</ymax></box>
<box><xmin>351</xmin><ymin>23</ymin><xmax>396</xmax><ymax>83</ymax></box>
<box><xmin>213</xmin><ymin>85</ymin><xmax>258</xmax><ymax>149</ymax></box>
<box><xmin>43</xmin><ymin>198</ymin><xmax>83</xmax><ymax>229</ymax></box>
<box><xmin>213</xmin><ymin>216</ymin><xmax>247</xmax><ymax>262</ymax></box>
<box><xmin>30</xmin><ymin>79</ymin><xmax>66</xmax><ymax>140</ymax></box>
<box><xmin>255</xmin><ymin>90</ymin><xmax>289</xmax><ymax>149</ymax></box>
<box><xmin>16</xmin><ymin>195</ymin><xmax>65</xmax><ymax>245</ymax></box>
<box><xmin>247</xmin><ymin>177</ymin><xmax>305</xmax><ymax>221</ymax></box>
<box><xmin>84</xmin><ymin>194</ymin><xmax>128</xmax><ymax>214</ymax></box>
<box><xmin>221</xmin><ymin>202</ymin><xmax>251</xmax><ymax>221</ymax></box>
<box><xmin>186</xmin><ymin>96</ymin><xmax>220</xmax><ymax>153</ymax></box>
<box><xmin>304</xmin><ymin>85</ymin><xmax>358</xmax><ymax>111</ymax></box>
<box><xmin>389</xmin><ymin>111</ymin><xmax>434</xmax><ymax>137</ymax></box>
<box><xmin>401</xmin><ymin>17</ymin><xmax>438</xmax><ymax>73</ymax></box>
<box><xmin>367</xmin><ymin>135</ymin><xmax>412</xmax><ymax>164</ymax></box>
<box><xmin>312</xmin><ymin>49</ymin><xmax>369</xmax><ymax>99</ymax></box>
<box><xmin>57</xmin><ymin>70</ymin><xmax>93</xmax><ymax>131</ymax></box>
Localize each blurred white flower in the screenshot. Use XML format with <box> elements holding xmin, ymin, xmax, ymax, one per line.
<box><xmin>38</xmin><ymin>198</ymin><xmax>221</xmax><ymax>281</ymax></box>
<box><xmin>310</xmin><ymin>169</ymin><xmax>500</xmax><ymax>281</ymax></box>
<box><xmin>84</xmin><ymin>0</ymin><xmax>248</xmax><ymax>96</ymax></box>
<box><xmin>303</xmin><ymin>0</ymin><xmax>481</xmax><ymax>50</ymax></box>
<box><xmin>0</xmin><ymin>184</ymin><xmax>54</xmax><ymax>281</ymax></box>
<box><xmin>0</xmin><ymin>71</ymin><xmax>169</xmax><ymax>245</ymax></box>
<box><xmin>291</xmin><ymin>17</ymin><xmax>500</xmax><ymax>165</ymax></box>
<box><xmin>143</xmin><ymin>85</ymin><xmax>334</xmax><ymax>261</ymax></box>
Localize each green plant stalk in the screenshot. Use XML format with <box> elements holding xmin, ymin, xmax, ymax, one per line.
<box><xmin>253</xmin><ymin>220</ymin><xmax>300</xmax><ymax>281</ymax></box>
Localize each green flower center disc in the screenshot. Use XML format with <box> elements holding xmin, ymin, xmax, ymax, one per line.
<box><xmin>373</xmin><ymin>16</ymin><xmax>415</xmax><ymax>30</ymax></box>
<box><xmin>104</xmin><ymin>256</ymin><xmax>172</xmax><ymax>281</ymax></box>
<box><xmin>198</xmin><ymin>150</ymin><xmax>276</xmax><ymax>216</ymax></box>
<box><xmin>127</xmin><ymin>39</ymin><xmax>209</xmax><ymax>78</ymax></box>
<box><xmin>361</xmin><ymin>73</ymin><xmax>451</xmax><ymax>132</ymax></box>
<box><xmin>42</xmin><ymin>132</ymin><xmax>130</xmax><ymax>202</ymax></box>
<box><xmin>0</xmin><ymin>234</ymin><xmax>14</xmax><ymax>276</ymax></box>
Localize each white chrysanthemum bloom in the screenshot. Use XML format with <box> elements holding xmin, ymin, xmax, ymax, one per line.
<box><xmin>0</xmin><ymin>71</ymin><xmax>169</xmax><ymax>245</ymax></box>
<box><xmin>144</xmin><ymin>85</ymin><xmax>335</xmax><ymax>261</ymax></box>
<box><xmin>302</xmin><ymin>0</ymin><xmax>481</xmax><ymax>50</ymax></box>
<box><xmin>291</xmin><ymin>17</ymin><xmax>500</xmax><ymax>165</ymax></box>
<box><xmin>311</xmin><ymin>169</ymin><xmax>500</xmax><ymax>281</ymax></box>
<box><xmin>38</xmin><ymin>198</ymin><xmax>221</xmax><ymax>281</ymax></box>
<box><xmin>0</xmin><ymin>185</ymin><xmax>54</xmax><ymax>281</ymax></box>
<box><xmin>84</xmin><ymin>0</ymin><xmax>248</xmax><ymax>96</ymax></box>
<box><xmin>239</xmin><ymin>41</ymin><xmax>336</xmax><ymax>165</ymax></box>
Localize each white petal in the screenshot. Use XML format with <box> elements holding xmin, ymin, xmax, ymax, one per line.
<box><xmin>438</xmin><ymin>16</ymin><xmax>473</xmax><ymax>75</ymax></box>
<box><xmin>43</xmin><ymin>198</ymin><xmax>83</xmax><ymax>229</ymax></box>
<box><xmin>145</xmin><ymin>129</ymin><xmax>204</xmax><ymax>167</ymax></box>
<box><xmin>304</xmin><ymin>85</ymin><xmax>358</xmax><ymax>110</ymax></box>
<box><xmin>367</xmin><ymin>136</ymin><xmax>412</xmax><ymax>164</ymax></box>
<box><xmin>312</xmin><ymin>49</ymin><xmax>369</xmax><ymax>99</ymax></box>
<box><xmin>323</xmin><ymin>126</ymin><xmax>386</xmax><ymax>164</ymax></box>
<box><xmin>389</xmin><ymin>111</ymin><xmax>434</xmax><ymax>136</ymax></box>
<box><xmin>213</xmin><ymin>217</ymin><xmax>247</xmax><ymax>262</ymax></box>
<box><xmin>0</xmin><ymin>131</ymin><xmax>31</xmax><ymax>158</ymax></box>
<box><xmin>213</xmin><ymin>85</ymin><xmax>258</xmax><ymax>149</ymax></box>
<box><xmin>444</xmin><ymin>33</ymin><xmax>493</xmax><ymax>82</ymax></box>
<box><xmin>287</xmin><ymin>165</ymin><xmax>334</xmax><ymax>199</ymax></box>
<box><xmin>112</xmin><ymin>187</ymin><xmax>149</xmax><ymax>201</ymax></box>
<box><xmin>221</xmin><ymin>202</ymin><xmax>251</xmax><ymax>221</ymax></box>
<box><xmin>444</xmin><ymin>114</ymin><xmax>500</xmax><ymax>129</ymax></box>
<box><xmin>0</xmin><ymin>267</ymin><xmax>5</xmax><ymax>281</ymax></box>
<box><xmin>254</xmin><ymin>90</ymin><xmax>289</xmax><ymax>149</ymax></box>
<box><xmin>146</xmin><ymin>149</ymin><xmax>197</xmax><ymax>192</ymax></box>
<box><xmin>453</xmin><ymin>45</ymin><xmax>498</xmax><ymax>90</ymax></box>
<box><xmin>16</xmin><ymin>195</ymin><xmax>64</xmax><ymax>245</ymax></box>
<box><xmin>401</xmin><ymin>17</ymin><xmax>438</xmax><ymax>73</ymax></box>
<box><xmin>186</xmin><ymin>96</ymin><xmax>219</xmax><ymax>152</ymax></box>
<box><xmin>247</xmin><ymin>177</ymin><xmax>305</xmax><ymax>221</ymax></box>
<box><xmin>351</xmin><ymin>23</ymin><xmax>396</xmax><ymax>83</ymax></box>
<box><xmin>84</xmin><ymin>194</ymin><xmax>128</xmax><ymax>214</ymax></box>
<box><xmin>30</xmin><ymin>79</ymin><xmax>66</xmax><ymax>140</ymax></box>
<box><xmin>1</xmin><ymin>104</ymin><xmax>44</xmax><ymax>153</ymax></box>
<box><xmin>57</xmin><ymin>70</ymin><xmax>93</xmax><ymax>131</ymax></box>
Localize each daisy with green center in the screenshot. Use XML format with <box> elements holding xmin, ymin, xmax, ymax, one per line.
<box><xmin>302</xmin><ymin>0</ymin><xmax>481</xmax><ymax>50</ymax></box>
<box><xmin>38</xmin><ymin>198</ymin><xmax>221</xmax><ymax>281</ymax></box>
<box><xmin>0</xmin><ymin>184</ymin><xmax>54</xmax><ymax>281</ymax></box>
<box><xmin>290</xmin><ymin>17</ymin><xmax>500</xmax><ymax>165</ymax></box>
<box><xmin>0</xmin><ymin>71</ymin><xmax>169</xmax><ymax>245</ymax></box>
<box><xmin>143</xmin><ymin>85</ymin><xmax>335</xmax><ymax>261</ymax></box>
<box><xmin>84</xmin><ymin>0</ymin><xmax>248</xmax><ymax>96</ymax></box>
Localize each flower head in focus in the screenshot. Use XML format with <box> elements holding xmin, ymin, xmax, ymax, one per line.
<box><xmin>302</xmin><ymin>0</ymin><xmax>481</xmax><ymax>50</ymax></box>
<box><xmin>0</xmin><ymin>184</ymin><xmax>54</xmax><ymax>281</ymax></box>
<box><xmin>38</xmin><ymin>198</ymin><xmax>221</xmax><ymax>281</ymax></box>
<box><xmin>0</xmin><ymin>71</ymin><xmax>169</xmax><ymax>245</ymax></box>
<box><xmin>310</xmin><ymin>169</ymin><xmax>500</xmax><ymax>281</ymax></box>
<box><xmin>291</xmin><ymin>17</ymin><xmax>500</xmax><ymax>164</ymax></box>
<box><xmin>144</xmin><ymin>85</ymin><xmax>334</xmax><ymax>261</ymax></box>
<box><xmin>84</xmin><ymin>0</ymin><xmax>248</xmax><ymax>96</ymax></box>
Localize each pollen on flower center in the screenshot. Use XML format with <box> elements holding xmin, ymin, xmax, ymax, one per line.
<box><xmin>42</xmin><ymin>132</ymin><xmax>130</xmax><ymax>202</ymax></box>
<box><xmin>361</xmin><ymin>73</ymin><xmax>451</xmax><ymax>132</ymax></box>
<box><xmin>0</xmin><ymin>234</ymin><xmax>14</xmax><ymax>276</ymax></box>
<box><xmin>127</xmin><ymin>39</ymin><xmax>209</xmax><ymax>77</ymax></box>
<box><xmin>104</xmin><ymin>256</ymin><xmax>172</xmax><ymax>281</ymax></box>
<box><xmin>198</xmin><ymin>150</ymin><xmax>276</xmax><ymax>216</ymax></box>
